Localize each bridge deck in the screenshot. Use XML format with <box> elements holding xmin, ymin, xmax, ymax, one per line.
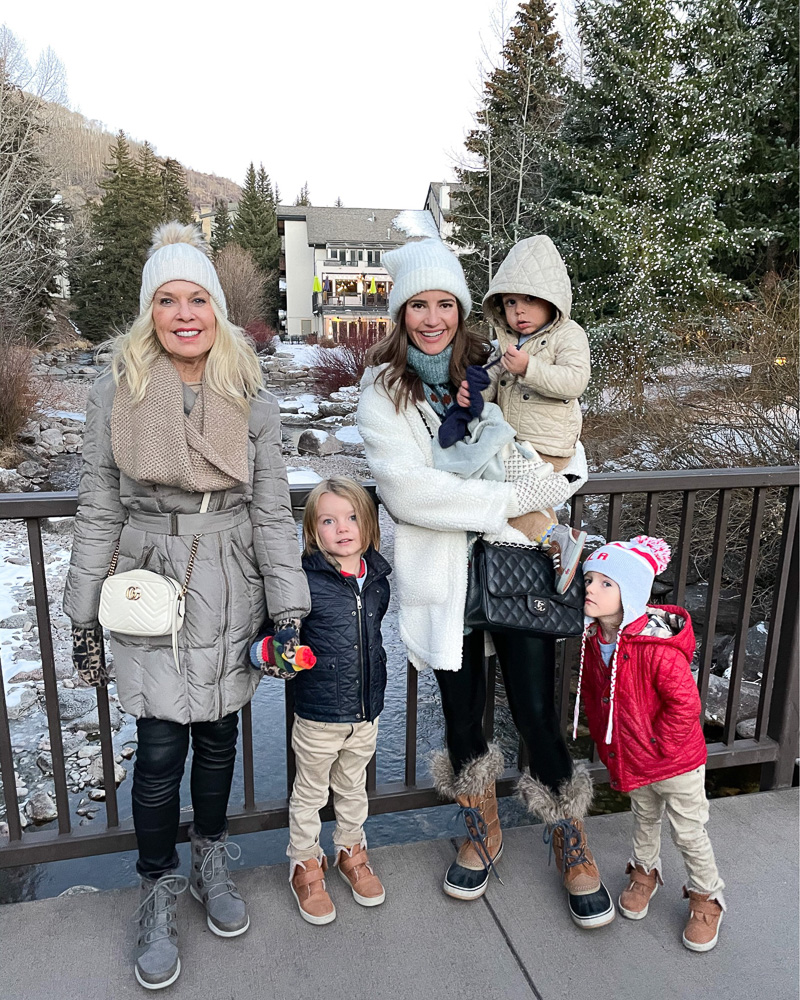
<box><xmin>1</xmin><ymin>788</ymin><xmax>797</xmax><ymax>1000</ymax></box>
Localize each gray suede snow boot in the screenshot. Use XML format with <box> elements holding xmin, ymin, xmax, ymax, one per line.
<box><xmin>133</xmin><ymin>873</ymin><xmax>188</xmax><ymax>990</ymax></box>
<box><xmin>189</xmin><ymin>826</ymin><xmax>250</xmax><ymax>937</ymax></box>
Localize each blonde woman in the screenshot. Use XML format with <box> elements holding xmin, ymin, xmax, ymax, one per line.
<box><xmin>63</xmin><ymin>223</ymin><xmax>310</xmax><ymax>990</ymax></box>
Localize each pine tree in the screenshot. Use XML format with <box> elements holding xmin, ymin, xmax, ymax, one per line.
<box><xmin>294</xmin><ymin>182</ymin><xmax>311</xmax><ymax>206</ymax></box>
<box><xmin>136</xmin><ymin>141</ymin><xmax>166</xmax><ymax>236</ymax></box>
<box><xmin>232</xmin><ymin>163</ymin><xmax>280</xmax><ymax>324</ymax></box>
<box><xmin>334</xmin><ymin>196</ymin><xmax>344</xmax><ymax>208</ymax></box>
<box><xmin>451</xmin><ymin>0</ymin><xmax>567</xmax><ymax>299</ymax></box>
<box><xmin>210</xmin><ymin>197</ymin><xmax>233</xmax><ymax>258</ymax></box>
<box><xmin>162</xmin><ymin>156</ymin><xmax>194</xmax><ymax>224</ymax></box>
<box><xmin>542</xmin><ymin>0</ymin><xmax>778</xmax><ymax>401</ymax></box>
<box><xmin>72</xmin><ymin>132</ymin><xmax>158</xmax><ymax>339</ymax></box>
<box><xmin>695</xmin><ymin>0</ymin><xmax>798</xmax><ymax>279</ymax></box>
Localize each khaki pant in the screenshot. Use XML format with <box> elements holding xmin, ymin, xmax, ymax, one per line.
<box><xmin>629</xmin><ymin>766</ymin><xmax>725</xmax><ymax>897</ymax></box>
<box><xmin>287</xmin><ymin>714</ymin><xmax>378</xmax><ymax>862</ymax></box>
<box><xmin>508</xmin><ymin>452</ymin><xmax>572</xmax><ymax>543</ymax></box>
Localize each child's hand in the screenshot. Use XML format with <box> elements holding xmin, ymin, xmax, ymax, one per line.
<box><xmin>456</xmin><ymin>380</ymin><xmax>471</xmax><ymax>408</ymax></box>
<box><xmin>501</xmin><ymin>344</ymin><xmax>528</xmax><ymax>376</ymax></box>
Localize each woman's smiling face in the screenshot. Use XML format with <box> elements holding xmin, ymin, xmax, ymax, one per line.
<box><xmin>404</xmin><ymin>291</ymin><xmax>459</xmax><ymax>355</ymax></box>
<box><xmin>152</xmin><ymin>280</ymin><xmax>217</xmax><ymax>363</ymax></box>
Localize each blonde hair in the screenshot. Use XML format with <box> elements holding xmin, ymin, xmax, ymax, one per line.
<box><xmin>109</xmin><ymin>298</ymin><xmax>263</xmax><ymax>411</ymax></box>
<box><xmin>302</xmin><ymin>477</ymin><xmax>380</xmax><ymax>558</ymax></box>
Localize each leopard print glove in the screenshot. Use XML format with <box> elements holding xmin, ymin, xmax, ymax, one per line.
<box><xmin>274</xmin><ymin>618</ymin><xmax>302</xmax><ymax>659</ymax></box>
<box><xmin>72</xmin><ymin>625</ymin><xmax>109</xmax><ymax>688</ymax></box>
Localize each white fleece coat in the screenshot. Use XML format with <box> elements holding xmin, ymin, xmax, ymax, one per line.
<box><xmin>357</xmin><ymin>365</ymin><xmax>584</xmax><ymax>673</ymax></box>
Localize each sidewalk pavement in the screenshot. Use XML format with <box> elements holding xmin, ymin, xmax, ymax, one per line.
<box><xmin>1</xmin><ymin>788</ymin><xmax>797</xmax><ymax>1000</ymax></box>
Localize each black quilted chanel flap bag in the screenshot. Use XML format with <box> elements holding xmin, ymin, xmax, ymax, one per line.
<box><xmin>464</xmin><ymin>539</ymin><xmax>585</xmax><ymax>637</ymax></box>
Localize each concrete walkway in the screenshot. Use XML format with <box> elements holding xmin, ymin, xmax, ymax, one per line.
<box><xmin>1</xmin><ymin>789</ymin><xmax>797</xmax><ymax>1000</ymax></box>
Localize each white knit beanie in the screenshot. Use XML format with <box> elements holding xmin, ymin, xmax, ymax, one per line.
<box><xmin>384</xmin><ymin>238</ymin><xmax>471</xmax><ymax>323</ymax></box>
<box><xmin>583</xmin><ymin>535</ymin><xmax>672</xmax><ymax>628</ymax></box>
<box><xmin>140</xmin><ymin>221</ymin><xmax>227</xmax><ymax>318</ymax></box>
<box><xmin>574</xmin><ymin>535</ymin><xmax>672</xmax><ymax>746</ymax></box>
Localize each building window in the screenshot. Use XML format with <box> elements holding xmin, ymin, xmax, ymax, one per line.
<box><xmin>367</xmin><ymin>250</ymin><xmax>382</xmax><ymax>265</ymax></box>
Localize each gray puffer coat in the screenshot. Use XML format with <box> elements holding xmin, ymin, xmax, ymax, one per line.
<box><xmin>63</xmin><ymin>372</ymin><xmax>310</xmax><ymax>724</ymax></box>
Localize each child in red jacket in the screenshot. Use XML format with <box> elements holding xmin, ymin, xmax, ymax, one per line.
<box><xmin>574</xmin><ymin>535</ymin><xmax>726</xmax><ymax>952</ymax></box>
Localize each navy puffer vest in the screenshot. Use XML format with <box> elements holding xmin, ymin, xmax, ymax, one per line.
<box><xmin>294</xmin><ymin>546</ymin><xmax>391</xmax><ymax>723</ymax></box>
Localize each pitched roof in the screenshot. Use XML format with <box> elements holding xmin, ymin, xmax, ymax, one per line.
<box><xmin>277</xmin><ymin>205</ymin><xmax>422</xmax><ymax>246</ymax></box>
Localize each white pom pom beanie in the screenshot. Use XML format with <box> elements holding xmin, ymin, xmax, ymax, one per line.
<box><xmin>140</xmin><ymin>221</ymin><xmax>227</xmax><ymax>318</ymax></box>
<box><xmin>384</xmin><ymin>238</ymin><xmax>472</xmax><ymax>323</ymax></box>
<box><xmin>574</xmin><ymin>536</ymin><xmax>672</xmax><ymax>744</ymax></box>
<box><xmin>583</xmin><ymin>535</ymin><xmax>672</xmax><ymax>629</ymax></box>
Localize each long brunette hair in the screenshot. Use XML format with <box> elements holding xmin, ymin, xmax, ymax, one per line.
<box><xmin>366</xmin><ymin>303</ymin><xmax>491</xmax><ymax>412</ymax></box>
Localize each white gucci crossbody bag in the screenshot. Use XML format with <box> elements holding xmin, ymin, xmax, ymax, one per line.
<box><xmin>98</xmin><ymin>493</ymin><xmax>210</xmax><ymax>672</ymax></box>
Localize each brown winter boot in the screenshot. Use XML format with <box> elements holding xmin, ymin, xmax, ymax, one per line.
<box><xmin>289</xmin><ymin>856</ymin><xmax>336</xmax><ymax>925</ymax></box>
<box><xmin>336</xmin><ymin>842</ymin><xmax>385</xmax><ymax>907</ymax></box>
<box><xmin>618</xmin><ymin>862</ymin><xmax>662</xmax><ymax>920</ymax></box>
<box><xmin>550</xmin><ymin>818</ymin><xmax>602</xmax><ymax>895</ymax></box>
<box><xmin>430</xmin><ymin>744</ymin><xmax>505</xmax><ymax>901</ymax></box>
<box><xmin>682</xmin><ymin>887</ymin><xmax>724</xmax><ymax>952</ymax></box>
<box><xmin>517</xmin><ymin>766</ymin><xmax>615</xmax><ymax>929</ymax></box>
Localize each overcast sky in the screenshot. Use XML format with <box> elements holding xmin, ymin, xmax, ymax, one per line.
<box><xmin>4</xmin><ymin>0</ymin><xmax>542</xmax><ymax>210</ymax></box>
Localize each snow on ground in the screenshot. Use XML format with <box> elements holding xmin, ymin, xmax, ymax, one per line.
<box><xmin>335</xmin><ymin>426</ymin><xmax>363</xmax><ymax>445</ymax></box>
<box><xmin>286</xmin><ymin>467</ymin><xmax>323</xmax><ymax>486</ymax></box>
<box><xmin>274</xmin><ymin>344</ymin><xmax>317</xmax><ymax>363</ymax></box>
<box><xmin>392</xmin><ymin>210</ymin><xmax>440</xmax><ymax>241</ymax></box>
<box><xmin>41</xmin><ymin>408</ymin><xmax>86</xmax><ymax>422</ymax></box>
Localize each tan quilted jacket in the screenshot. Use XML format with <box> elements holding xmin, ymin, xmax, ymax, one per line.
<box><xmin>481</xmin><ymin>236</ymin><xmax>591</xmax><ymax>457</ymax></box>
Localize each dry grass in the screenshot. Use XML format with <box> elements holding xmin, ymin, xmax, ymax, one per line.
<box><xmin>0</xmin><ymin>334</ymin><xmax>36</xmax><ymax>446</ymax></box>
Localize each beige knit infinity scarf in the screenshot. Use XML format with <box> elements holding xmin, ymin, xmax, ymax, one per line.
<box><xmin>111</xmin><ymin>353</ymin><xmax>249</xmax><ymax>492</ymax></box>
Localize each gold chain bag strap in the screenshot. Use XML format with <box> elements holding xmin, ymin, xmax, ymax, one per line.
<box><xmin>98</xmin><ymin>493</ymin><xmax>210</xmax><ymax>672</ymax></box>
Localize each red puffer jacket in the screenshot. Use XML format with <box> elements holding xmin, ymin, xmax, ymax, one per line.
<box><xmin>579</xmin><ymin>606</ymin><xmax>707</xmax><ymax>793</ymax></box>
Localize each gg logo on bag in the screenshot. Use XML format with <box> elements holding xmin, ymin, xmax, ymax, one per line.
<box><xmin>125</xmin><ymin>586</ymin><xmax>142</xmax><ymax>601</ymax></box>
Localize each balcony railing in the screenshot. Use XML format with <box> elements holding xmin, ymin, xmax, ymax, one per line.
<box><xmin>313</xmin><ymin>292</ymin><xmax>389</xmax><ymax>313</ymax></box>
<box><xmin>0</xmin><ymin>466</ymin><xmax>796</xmax><ymax>866</ymax></box>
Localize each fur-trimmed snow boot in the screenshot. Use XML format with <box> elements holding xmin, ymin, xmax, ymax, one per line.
<box><xmin>431</xmin><ymin>744</ymin><xmax>505</xmax><ymax>900</ymax></box>
<box><xmin>517</xmin><ymin>764</ymin><xmax>615</xmax><ymax>929</ymax></box>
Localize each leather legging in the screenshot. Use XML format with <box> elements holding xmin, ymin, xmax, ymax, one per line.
<box><xmin>434</xmin><ymin>628</ymin><xmax>573</xmax><ymax>792</ymax></box>
<box><xmin>132</xmin><ymin>712</ymin><xmax>239</xmax><ymax>879</ymax></box>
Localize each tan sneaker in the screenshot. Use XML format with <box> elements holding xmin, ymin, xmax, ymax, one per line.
<box><xmin>682</xmin><ymin>887</ymin><xmax>723</xmax><ymax>952</ymax></box>
<box><xmin>336</xmin><ymin>843</ymin><xmax>385</xmax><ymax>906</ymax></box>
<box><xmin>290</xmin><ymin>857</ymin><xmax>336</xmax><ymax>925</ymax></box>
<box><xmin>618</xmin><ymin>862</ymin><xmax>662</xmax><ymax>920</ymax></box>
<box><xmin>551</xmin><ymin>818</ymin><xmax>602</xmax><ymax>895</ymax></box>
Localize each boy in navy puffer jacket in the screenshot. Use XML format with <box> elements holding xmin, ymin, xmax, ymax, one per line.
<box><xmin>287</xmin><ymin>477</ymin><xmax>391</xmax><ymax>926</ymax></box>
<box><xmin>576</xmin><ymin>535</ymin><xmax>725</xmax><ymax>953</ymax></box>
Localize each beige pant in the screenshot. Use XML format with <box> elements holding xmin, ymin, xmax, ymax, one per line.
<box><xmin>508</xmin><ymin>452</ymin><xmax>572</xmax><ymax>543</ymax></box>
<box><xmin>629</xmin><ymin>766</ymin><xmax>725</xmax><ymax>897</ymax></box>
<box><xmin>287</xmin><ymin>714</ymin><xmax>378</xmax><ymax>862</ymax></box>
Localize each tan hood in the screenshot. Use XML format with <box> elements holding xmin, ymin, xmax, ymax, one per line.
<box><xmin>482</xmin><ymin>236</ymin><xmax>573</xmax><ymax>332</ymax></box>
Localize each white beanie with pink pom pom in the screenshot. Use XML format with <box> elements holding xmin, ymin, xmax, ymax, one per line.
<box><xmin>582</xmin><ymin>535</ymin><xmax>672</xmax><ymax>629</ymax></box>
<box><xmin>575</xmin><ymin>536</ymin><xmax>672</xmax><ymax>745</ymax></box>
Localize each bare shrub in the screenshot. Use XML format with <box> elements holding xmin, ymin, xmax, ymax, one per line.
<box><xmin>0</xmin><ymin>332</ymin><xmax>35</xmax><ymax>446</ymax></box>
<box><xmin>310</xmin><ymin>330</ymin><xmax>377</xmax><ymax>395</ymax></box>
<box><xmin>214</xmin><ymin>245</ymin><xmax>264</xmax><ymax>328</ymax></box>
<box><xmin>581</xmin><ymin>275</ymin><xmax>798</xmax><ymax>622</ymax></box>
<box><xmin>245</xmin><ymin>320</ymin><xmax>278</xmax><ymax>355</ymax></box>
